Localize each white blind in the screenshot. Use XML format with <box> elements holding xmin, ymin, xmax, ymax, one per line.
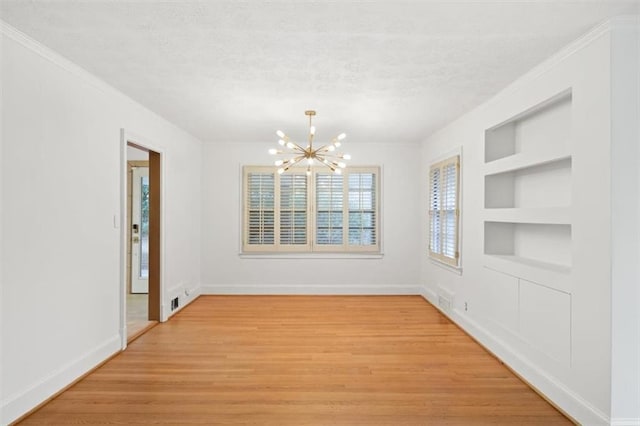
<box><xmin>429</xmin><ymin>167</ymin><xmax>441</xmax><ymax>254</ymax></box>
<box><xmin>348</xmin><ymin>172</ymin><xmax>377</xmax><ymax>246</ymax></box>
<box><xmin>428</xmin><ymin>156</ymin><xmax>460</xmax><ymax>267</ymax></box>
<box><xmin>315</xmin><ymin>173</ymin><xmax>344</xmax><ymax>245</ymax></box>
<box><xmin>280</xmin><ymin>173</ymin><xmax>308</xmax><ymax>245</ymax></box>
<box><xmin>246</xmin><ymin>172</ymin><xmax>275</xmax><ymax>246</ymax></box>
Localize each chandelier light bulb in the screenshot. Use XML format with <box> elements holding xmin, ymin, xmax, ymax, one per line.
<box><xmin>337</xmin><ymin>133</ymin><xmax>346</xmax><ymax>140</ymax></box>
<box><xmin>307</xmin><ymin>158</ymin><xmax>314</xmax><ymax>165</ymax></box>
<box><xmin>268</xmin><ymin>148</ymin><xmax>278</xmax><ymax>155</ymax></box>
<box><xmin>306</xmin><ymin>169</ymin><xmax>312</xmax><ymax>176</ymax></box>
<box><xmin>343</xmin><ymin>154</ymin><xmax>351</xmax><ymax>160</ymax></box>
<box><xmin>334</xmin><ymin>141</ymin><xmax>342</xmax><ymax>148</ymax></box>
<box><xmin>278</xmin><ymin>139</ymin><xmax>286</xmax><ymax>146</ymax></box>
<box><xmin>327</xmin><ymin>145</ymin><xmax>335</xmax><ymax>152</ymax></box>
<box><xmin>277</xmin><ymin>168</ymin><xmax>285</xmax><ymax>174</ymax></box>
<box><xmin>275</xmin><ymin>160</ymin><xmax>284</xmax><ymax>166</ymax></box>
<box><xmin>338</xmin><ymin>162</ymin><xmax>346</xmax><ymax>168</ymax></box>
<box><xmin>286</xmin><ymin>142</ymin><xmax>295</xmax><ymax>149</ymax></box>
<box><xmin>310</xmin><ymin>126</ymin><xmax>316</xmax><ymax>136</ymax></box>
<box><xmin>276</xmin><ymin>130</ymin><xmax>285</xmax><ymax>138</ymax></box>
<box><xmin>335</xmin><ymin>168</ymin><xmax>342</xmax><ymax>175</ymax></box>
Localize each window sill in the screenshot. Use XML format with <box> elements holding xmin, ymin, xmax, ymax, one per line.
<box><xmin>429</xmin><ymin>258</ymin><xmax>463</xmax><ymax>275</ymax></box>
<box><xmin>240</xmin><ymin>252</ymin><xmax>384</xmax><ymax>260</ymax></box>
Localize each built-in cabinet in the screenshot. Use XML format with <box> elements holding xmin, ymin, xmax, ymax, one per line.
<box><xmin>483</xmin><ymin>90</ymin><xmax>573</xmax><ymax>365</ymax></box>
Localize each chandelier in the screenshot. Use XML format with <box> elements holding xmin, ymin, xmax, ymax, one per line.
<box><xmin>269</xmin><ymin>110</ymin><xmax>351</xmax><ymax>176</ymax></box>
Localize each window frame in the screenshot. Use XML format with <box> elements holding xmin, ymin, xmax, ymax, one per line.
<box><xmin>428</xmin><ymin>155</ymin><xmax>461</xmax><ymax>268</ymax></box>
<box><xmin>242</xmin><ymin>165</ymin><xmax>381</xmax><ymax>254</ymax></box>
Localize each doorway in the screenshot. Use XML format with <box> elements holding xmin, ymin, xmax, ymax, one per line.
<box><xmin>121</xmin><ymin>133</ymin><xmax>163</xmax><ymax>346</ymax></box>
<box><xmin>130</xmin><ymin>163</ymin><xmax>149</xmax><ymax>294</ymax></box>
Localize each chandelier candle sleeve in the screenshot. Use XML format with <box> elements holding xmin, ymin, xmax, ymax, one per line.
<box><xmin>270</xmin><ymin>110</ymin><xmax>350</xmax><ymax>176</ymax></box>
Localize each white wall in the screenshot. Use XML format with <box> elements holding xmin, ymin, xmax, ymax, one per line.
<box><xmin>127</xmin><ymin>145</ymin><xmax>148</xmax><ymax>161</ymax></box>
<box><xmin>0</xmin><ymin>24</ymin><xmax>202</xmax><ymax>424</ymax></box>
<box><xmin>0</xmin><ymin>25</ymin><xmax>4</xmax><ymax>424</ymax></box>
<box><xmin>420</xmin><ymin>18</ymin><xmax>639</xmax><ymax>425</ymax></box>
<box><xmin>422</xmin><ymin>21</ymin><xmax>638</xmax><ymax>424</ymax></box>
<box><xmin>201</xmin><ymin>141</ymin><xmax>421</xmax><ymax>294</ymax></box>
<box><xmin>609</xmin><ymin>17</ymin><xmax>640</xmax><ymax>424</ymax></box>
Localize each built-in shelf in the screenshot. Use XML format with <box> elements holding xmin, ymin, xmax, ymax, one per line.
<box><xmin>484</xmin><ymin>221</ymin><xmax>572</xmax><ymax>267</ymax></box>
<box><xmin>483</xmin><ymin>207</ymin><xmax>571</xmax><ymax>224</ymax></box>
<box><xmin>485</xmin><ymin>90</ymin><xmax>572</xmax><ymax>164</ymax></box>
<box><xmin>484</xmin><ymin>150</ymin><xmax>571</xmax><ymax>177</ymax></box>
<box><xmin>481</xmin><ymin>89</ymin><xmax>574</xmax><ymax>366</ymax></box>
<box><xmin>485</xmin><ymin>157</ymin><xmax>571</xmax><ymax>209</ymax></box>
<box><xmin>483</xmin><ymin>89</ymin><xmax>573</xmax><ymax>294</ymax></box>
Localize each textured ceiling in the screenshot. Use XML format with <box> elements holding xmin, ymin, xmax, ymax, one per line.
<box><xmin>1</xmin><ymin>1</ymin><xmax>638</xmax><ymax>144</ymax></box>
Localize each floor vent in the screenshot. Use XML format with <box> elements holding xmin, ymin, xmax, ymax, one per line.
<box><xmin>170</xmin><ymin>297</ymin><xmax>179</xmax><ymax>311</ymax></box>
<box><xmin>437</xmin><ymin>287</ymin><xmax>455</xmax><ymax>313</ymax></box>
<box><xmin>438</xmin><ymin>294</ymin><xmax>452</xmax><ymax>312</ymax></box>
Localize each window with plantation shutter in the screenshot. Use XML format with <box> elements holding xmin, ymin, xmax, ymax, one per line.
<box><xmin>315</xmin><ymin>173</ymin><xmax>344</xmax><ymax>245</ymax></box>
<box><xmin>243</xmin><ymin>166</ymin><xmax>380</xmax><ymax>253</ymax></box>
<box><xmin>348</xmin><ymin>173</ymin><xmax>377</xmax><ymax>246</ymax></box>
<box><xmin>246</xmin><ymin>171</ymin><xmax>275</xmax><ymax>246</ymax></box>
<box><xmin>428</xmin><ymin>156</ymin><xmax>460</xmax><ymax>267</ymax></box>
<box><xmin>279</xmin><ymin>173</ymin><xmax>308</xmax><ymax>245</ymax></box>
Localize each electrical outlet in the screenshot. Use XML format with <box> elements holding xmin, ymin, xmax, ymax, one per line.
<box><xmin>464</xmin><ymin>302</ymin><xmax>468</xmax><ymax>312</ymax></box>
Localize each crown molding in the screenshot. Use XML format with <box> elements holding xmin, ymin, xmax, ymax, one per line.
<box><xmin>0</xmin><ymin>20</ymin><xmax>121</xmax><ymax>97</ymax></box>
<box><xmin>0</xmin><ymin>19</ymin><xmax>203</xmax><ymax>145</ymax></box>
<box><xmin>425</xmin><ymin>15</ymin><xmax>639</xmax><ymax>142</ymax></box>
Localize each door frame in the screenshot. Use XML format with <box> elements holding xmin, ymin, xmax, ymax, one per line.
<box><xmin>120</xmin><ymin>129</ymin><xmax>166</xmax><ymax>350</ymax></box>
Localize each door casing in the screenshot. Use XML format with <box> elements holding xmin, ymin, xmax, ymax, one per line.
<box><xmin>120</xmin><ymin>129</ymin><xmax>165</xmax><ymax>350</ymax></box>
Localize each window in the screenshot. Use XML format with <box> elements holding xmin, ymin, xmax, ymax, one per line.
<box><xmin>243</xmin><ymin>166</ymin><xmax>380</xmax><ymax>253</ymax></box>
<box><xmin>428</xmin><ymin>155</ymin><xmax>460</xmax><ymax>267</ymax></box>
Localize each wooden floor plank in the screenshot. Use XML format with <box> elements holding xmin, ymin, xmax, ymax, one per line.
<box><xmin>18</xmin><ymin>296</ymin><xmax>572</xmax><ymax>425</ymax></box>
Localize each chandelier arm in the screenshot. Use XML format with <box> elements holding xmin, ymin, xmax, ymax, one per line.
<box><xmin>284</xmin><ymin>155</ymin><xmax>305</xmax><ymax>171</ymax></box>
<box><xmin>287</xmin><ymin>141</ymin><xmax>307</xmax><ymax>152</ymax></box>
<box><xmin>316</xmin><ymin>153</ymin><xmax>345</xmax><ymax>159</ymax></box>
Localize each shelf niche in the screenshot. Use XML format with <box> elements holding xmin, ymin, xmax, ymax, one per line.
<box><xmin>485</xmin><ymin>157</ymin><xmax>571</xmax><ymax>209</ymax></box>
<box><xmin>484</xmin><ymin>222</ymin><xmax>572</xmax><ymax>270</ymax></box>
<box><xmin>485</xmin><ymin>91</ymin><xmax>572</xmax><ymax>164</ymax></box>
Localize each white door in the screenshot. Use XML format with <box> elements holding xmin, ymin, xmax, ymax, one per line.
<box><xmin>131</xmin><ymin>167</ymin><xmax>149</xmax><ymax>293</ymax></box>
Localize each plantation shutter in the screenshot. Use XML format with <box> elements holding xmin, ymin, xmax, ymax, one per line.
<box><xmin>315</xmin><ymin>173</ymin><xmax>344</xmax><ymax>245</ymax></box>
<box><xmin>429</xmin><ymin>167</ymin><xmax>441</xmax><ymax>255</ymax></box>
<box><xmin>348</xmin><ymin>172</ymin><xmax>377</xmax><ymax>246</ymax></box>
<box><xmin>280</xmin><ymin>173</ymin><xmax>308</xmax><ymax>246</ymax></box>
<box><xmin>428</xmin><ymin>156</ymin><xmax>460</xmax><ymax>267</ymax></box>
<box><xmin>245</xmin><ymin>171</ymin><xmax>275</xmax><ymax>248</ymax></box>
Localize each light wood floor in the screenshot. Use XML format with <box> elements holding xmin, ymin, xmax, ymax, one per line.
<box><xmin>19</xmin><ymin>296</ymin><xmax>572</xmax><ymax>425</ymax></box>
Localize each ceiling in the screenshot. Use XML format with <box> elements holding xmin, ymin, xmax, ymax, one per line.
<box><xmin>1</xmin><ymin>1</ymin><xmax>638</xmax><ymax>145</ymax></box>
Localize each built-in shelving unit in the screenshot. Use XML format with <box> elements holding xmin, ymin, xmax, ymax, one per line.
<box><xmin>482</xmin><ymin>90</ymin><xmax>574</xmax><ymax>366</ymax></box>
<box><xmin>483</xmin><ymin>90</ymin><xmax>572</xmax><ymax>290</ymax></box>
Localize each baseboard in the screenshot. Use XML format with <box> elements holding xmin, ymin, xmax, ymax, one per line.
<box><xmin>611</xmin><ymin>419</ymin><xmax>640</xmax><ymax>426</ymax></box>
<box><xmin>1</xmin><ymin>334</ymin><xmax>121</xmax><ymax>425</ymax></box>
<box><xmin>418</xmin><ymin>285</ymin><xmax>608</xmax><ymax>426</ymax></box>
<box><xmin>200</xmin><ymin>283</ymin><xmax>421</xmax><ymax>295</ymax></box>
